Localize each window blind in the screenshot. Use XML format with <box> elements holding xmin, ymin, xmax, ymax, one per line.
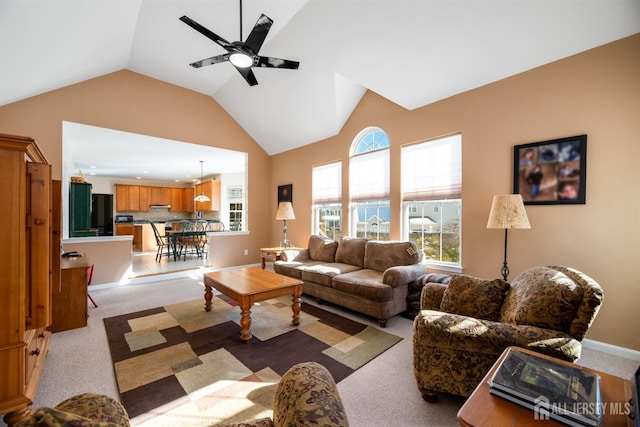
<box><xmin>402</xmin><ymin>134</ymin><xmax>461</xmax><ymax>201</ymax></box>
<box><xmin>350</xmin><ymin>148</ymin><xmax>390</xmax><ymax>202</ymax></box>
<box><xmin>312</xmin><ymin>162</ymin><xmax>342</xmax><ymax>204</ymax></box>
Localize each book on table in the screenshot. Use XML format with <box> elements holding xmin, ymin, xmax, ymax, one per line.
<box><xmin>488</xmin><ymin>347</ymin><xmax>602</xmax><ymax>427</ymax></box>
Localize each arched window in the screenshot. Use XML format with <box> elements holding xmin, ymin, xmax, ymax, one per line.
<box><xmin>349</xmin><ymin>127</ymin><xmax>390</xmax><ymax>240</ymax></box>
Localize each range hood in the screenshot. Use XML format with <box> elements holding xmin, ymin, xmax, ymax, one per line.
<box><xmin>149</xmin><ymin>204</ymin><xmax>171</xmax><ymax>209</ymax></box>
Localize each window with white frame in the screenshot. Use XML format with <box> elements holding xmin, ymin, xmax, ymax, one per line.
<box><xmin>350</xmin><ymin>127</ymin><xmax>390</xmax><ymax>240</ymax></box>
<box><xmin>401</xmin><ymin>134</ymin><xmax>462</xmax><ymax>269</ymax></box>
<box><xmin>312</xmin><ymin>162</ymin><xmax>342</xmax><ymax>240</ymax></box>
<box><xmin>227</xmin><ymin>186</ymin><xmax>244</xmax><ymax>231</ymax></box>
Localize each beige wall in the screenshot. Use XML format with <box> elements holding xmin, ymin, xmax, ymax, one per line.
<box><xmin>0</xmin><ymin>70</ymin><xmax>271</xmax><ymax>267</ymax></box>
<box><xmin>1</xmin><ymin>35</ymin><xmax>638</xmax><ymax>350</ymax></box>
<box><xmin>270</xmin><ymin>34</ymin><xmax>640</xmax><ymax>351</ymax></box>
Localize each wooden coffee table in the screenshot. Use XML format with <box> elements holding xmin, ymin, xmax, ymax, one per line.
<box><xmin>203</xmin><ymin>267</ymin><xmax>303</xmax><ymax>341</ymax></box>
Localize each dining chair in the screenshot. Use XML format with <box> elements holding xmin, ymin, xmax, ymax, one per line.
<box><xmin>150</xmin><ymin>222</ymin><xmax>171</xmax><ymax>262</ymax></box>
<box><xmin>87</xmin><ymin>264</ymin><xmax>98</xmax><ymax>308</ymax></box>
<box><xmin>176</xmin><ymin>220</ymin><xmax>201</xmax><ymax>260</ymax></box>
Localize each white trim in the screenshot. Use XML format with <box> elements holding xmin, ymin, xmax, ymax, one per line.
<box><xmin>582</xmin><ymin>338</ymin><xmax>640</xmax><ymax>362</ymax></box>
<box><xmin>89</xmin><ymin>263</ymin><xmax>261</xmax><ymax>291</ymax></box>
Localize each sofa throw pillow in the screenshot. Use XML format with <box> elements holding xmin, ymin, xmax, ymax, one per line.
<box><xmin>335</xmin><ymin>237</ymin><xmax>368</xmax><ymax>267</ymax></box>
<box><xmin>440</xmin><ymin>274</ymin><xmax>510</xmax><ymax>321</ymax></box>
<box><xmin>499</xmin><ymin>266</ymin><xmax>584</xmax><ymax>332</ymax></box>
<box><xmin>364</xmin><ymin>240</ymin><xmax>421</xmax><ymax>272</ymax></box>
<box><xmin>308</xmin><ymin>235</ymin><xmax>338</xmax><ymax>263</ymax></box>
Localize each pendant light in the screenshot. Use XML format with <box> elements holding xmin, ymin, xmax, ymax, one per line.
<box><xmin>194</xmin><ymin>160</ymin><xmax>211</xmax><ymax>202</ymax></box>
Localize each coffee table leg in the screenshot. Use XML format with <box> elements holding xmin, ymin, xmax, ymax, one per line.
<box><xmin>239</xmin><ymin>304</ymin><xmax>252</xmax><ymax>341</ymax></box>
<box><xmin>291</xmin><ymin>287</ymin><xmax>301</xmax><ymax>326</ymax></box>
<box><xmin>204</xmin><ymin>284</ymin><xmax>212</xmax><ymax>312</ymax></box>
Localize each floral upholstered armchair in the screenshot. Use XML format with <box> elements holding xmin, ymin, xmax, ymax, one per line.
<box><xmin>222</xmin><ymin>361</ymin><xmax>349</xmax><ymax>427</ymax></box>
<box><xmin>413</xmin><ymin>265</ymin><xmax>604</xmax><ymax>401</ymax></box>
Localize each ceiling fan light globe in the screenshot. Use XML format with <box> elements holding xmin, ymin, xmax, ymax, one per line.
<box><xmin>229</xmin><ymin>53</ymin><xmax>253</xmax><ymax>68</ymax></box>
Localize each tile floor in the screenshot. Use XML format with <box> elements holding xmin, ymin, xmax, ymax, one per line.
<box><xmin>131</xmin><ymin>249</ymin><xmax>210</xmax><ymax>277</ymax></box>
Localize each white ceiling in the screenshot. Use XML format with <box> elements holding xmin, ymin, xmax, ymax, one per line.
<box><xmin>2</xmin><ymin>0</ymin><xmax>639</xmax><ymax>162</ymax></box>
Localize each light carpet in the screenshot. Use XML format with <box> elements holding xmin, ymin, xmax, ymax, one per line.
<box><xmin>104</xmin><ymin>294</ymin><xmax>402</xmax><ymax>425</ymax></box>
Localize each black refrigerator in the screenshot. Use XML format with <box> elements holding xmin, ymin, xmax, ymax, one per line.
<box><xmin>91</xmin><ymin>193</ymin><xmax>114</xmax><ymax>236</ymax></box>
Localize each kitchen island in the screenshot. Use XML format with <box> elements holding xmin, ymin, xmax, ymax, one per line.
<box><xmin>134</xmin><ymin>222</ymin><xmax>164</xmax><ymax>252</ymax></box>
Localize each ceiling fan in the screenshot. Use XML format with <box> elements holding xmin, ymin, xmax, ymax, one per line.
<box><xmin>179</xmin><ymin>1</ymin><xmax>300</xmax><ymax>87</ymax></box>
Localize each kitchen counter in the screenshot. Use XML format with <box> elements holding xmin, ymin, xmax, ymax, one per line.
<box><xmin>134</xmin><ymin>223</ymin><xmax>164</xmax><ymax>252</ymax></box>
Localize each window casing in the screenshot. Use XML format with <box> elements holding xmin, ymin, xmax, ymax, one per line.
<box><xmin>350</xmin><ymin>127</ymin><xmax>390</xmax><ymax>240</ymax></box>
<box><xmin>401</xmin><ymin>134</ymin><xmax>462</xmax><ymax>270</ymax></box>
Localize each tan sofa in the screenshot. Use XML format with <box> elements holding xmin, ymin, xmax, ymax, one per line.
<box><xmin>274</xmin><ymin>235</ymin><xmax>425</xmax><ymax>327</ymax></box>
<box><xmin>413</xmin><ymin>265</ymin><xmax>604</xmax><ymax>401</ymax></box>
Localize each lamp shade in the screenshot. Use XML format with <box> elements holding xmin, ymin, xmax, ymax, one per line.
<box><xmin>275</xmin><ymin>202</ymin><xmax>296</xmax><ymax>221</ymax></box>
<box><xmin>486</xmin><ymin>194</ymin><xmax>531</xmax><ymax>229</ymax></box>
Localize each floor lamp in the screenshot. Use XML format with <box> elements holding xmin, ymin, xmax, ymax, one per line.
<box><xmin>276</xmin><ymin>202</ymin><xmax>296</xmax><ymax>248</ymax></box>
<box><xmin>486</xmin><ymin>194</ymin><xmax>531</xmax><ymax>281</ymax></box>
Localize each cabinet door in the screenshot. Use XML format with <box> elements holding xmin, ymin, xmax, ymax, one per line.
<box><xmin>70</xmin><ymin>182</ymin><xmax>92</xmax><ymax>231</ymax></box>
<box><xmin>115</xmin><ymin>185</ymin><xmax>128</xmax><ymax>211</ymax></box>
<box><xmin>194</xmin><ymin>180</ymin><xmax>221</xmax><ymax>211</ymax></box>
<box><xmin>138</xmin><ymin>186</ymin><xmax>150</xmax><ymax>212</ymax></box>
<box><xmin>170</xmin><ymin>188</ymin><xmax>183</xmax><ymax>212</ymax></box>
<box><xmin>183</xmin><ymin>187</ymin><xmax>195</xmax><ymax>212</ymax></box>
<box><xmin>26</xmin><ymin>162</ymin><xmax>52</xmax><ymax>330</ymax></box>
<box><xmin>127</xmin><ymin>186</ymin><xmax>140</xmax><ymax>211</ymax></box>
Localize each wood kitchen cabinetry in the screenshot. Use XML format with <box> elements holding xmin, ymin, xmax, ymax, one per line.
<box><xmin>195</xmin><ymin>179</ymin><xmax>221</xmax><ymax>211</ymax></box>
<box><xmin>0</xmin><ymin>134</ymin><xmax>53</xmax><ymax>425</ymax></box>
<box><xmin>116</xmin><ymin>184</ymin><xmax>197</xmax><ymax>212</ymax></box>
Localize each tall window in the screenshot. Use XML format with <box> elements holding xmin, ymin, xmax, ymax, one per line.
<box><xmin>350</xmin><ymin>127</ymin><xmax>390</xmax><ymax>240</ymax></box>
<box><xmin>402</xmin><ymin>134</ymin><xmax>462</xmax><ymax>270</ymax></box>
<box><xmin>312</xmin><ymin>162</ymin><xmax>342</xmax><ymax>240</ymax></box>
<box><xmin>227</xmin><ymin>186</ymin><xmax>244</xmax><ymax>231</ymax></box>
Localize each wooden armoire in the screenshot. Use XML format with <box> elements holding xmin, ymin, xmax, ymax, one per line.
<box><xmin>0</xmin><ymin>134</ymin><xmax>55</xmax><ymax>425</ymax></box>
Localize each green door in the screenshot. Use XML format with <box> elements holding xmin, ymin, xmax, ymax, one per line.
<box><xmin>70</xmin><ymin>182</ymin><xmax>92</xmax><ymax>236</ymax></box>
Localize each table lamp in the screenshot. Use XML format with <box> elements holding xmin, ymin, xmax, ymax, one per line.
<box><xmin>486</xmin><ymin>194</ymin><xmax>530</xmax><ymax>281</ymax></box>
<box><xmin>276</xmin><ymin>202</ymin><xmax>296</xmax><ymax>247</ymax></box>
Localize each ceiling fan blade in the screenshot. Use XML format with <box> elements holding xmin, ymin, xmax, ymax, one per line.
<box><xmin>180</xmin><ymin>15</ymin><xmax>234</xmax><ymax>51</ymax></box>
<box><xmin>255</xmin><ymin>56</ymin><xmax>300</xmax><ymax>69</ymax></box>
<box><xmin>189</xmin><ymin>53</ymin><xmax>230</xmax><ymax>68</ymax></box>
<box><xmin>233</xmin><ymin>66</ymin><xmax>258</xmax><ymax>86</ymax></box>
<box><xmin>243</xmin><ymin>14</ymin><xmax>273</xmax><ymax>55</ymax></box>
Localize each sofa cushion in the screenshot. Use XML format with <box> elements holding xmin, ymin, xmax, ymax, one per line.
<box><xmin>301</xmin><ymin>263</ymin><xmax>362</xmax><ymax>287</ymax></box>
<box><xmin>274</xmin><ymin>261</ymin><xmax>322</xmax><ymax>279</ymax></box>
<box><xmin>440</xmin><ymin>274</ymin><xmax>509</xmax><ymax>321</ymax></box>
<box><xmin>499</xmin><ymin>266</ymin><xmax>584</xmax><ymax>332</ymax></box>
<box><xmin>364</xmin><ymin>240</ymin><xmax>421</xmax><ymax>272</ymax></box>
<box><xmin>335</xmin><ymin>237</ymin><xmax>368</xmax><ymax>267</ymax></box>
<box><xmin>308</xmin><ymin>234</ymin><xmax>338</xmax><ymax>263</ymax></box>
<box><xmin>332</xmin><ymin>270</ymin><xmax>392</xmax><ymax>302</ymax></box>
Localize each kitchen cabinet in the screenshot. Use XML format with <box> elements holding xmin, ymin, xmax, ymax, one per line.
<box><xmin>115</xmin><ymin>184</ymin><xmax>149</xmax><ymax>212</ymax></box>
<box><xmin>115</xmin><ymin>223</ymin><xmax>135</xmax><ymax>237</ymax></box>
<box><xmin>150</xmin><ymin>186</ymin><xmax>171</xmax><ymax>206</ymax></box>
<box><xmin>170</xmin><ymin>188</ymin><xmax>183</xmax><ymax>212</ymax></box>
<box><xmin>183</xmin><ymin>187</ymin><xmax>195</xmax><ymax>212</ymax></box>
<box><xmin>195</xmin><ymin>180</ymin><xmax>221</xmax><ymax>211</ymax></box>
<box><xmin>0</xmin><ymin>134</ymin><xmax>52</xmax><ymax>424</ymax></box>
<box><xmin>134</xmin><ymin>223</ymin><xmax>164</xmax><ymax>252</ymax></box>
<box><xmin>70</xmin><ymin>182</ymin><xmax>97</xmax><ymax>237</ymax></box>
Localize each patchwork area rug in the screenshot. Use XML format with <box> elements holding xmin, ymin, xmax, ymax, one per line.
<box><xmin>104</xmin><ymin>295</ymin><xmax>402</xmax><ymax>426</ymax></box>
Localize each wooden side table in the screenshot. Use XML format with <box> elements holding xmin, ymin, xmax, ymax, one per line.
<box><xmin>260</xmin><ymin>247</ymin><xmax>302</xmax><ymax>269</ymax></box>
<box><xmin>457</xmin><ymin>346</ymin><xmax>634</xmax><ymax>427</ymax></box>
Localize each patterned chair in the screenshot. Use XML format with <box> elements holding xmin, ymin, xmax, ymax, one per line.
<box><xmin>13</xmin><ymin>393</ymin><xmax>129</xmax><ymax>426</ymax></box>
<box><xmin>222</xmin><ymin>362</ymin><xmax>349</xmax><ymax>427</ymax></box>
<box><xmin>413</xmin><ymin>265</ymin><xmax>604</xmax><ymax>402</ymax></box>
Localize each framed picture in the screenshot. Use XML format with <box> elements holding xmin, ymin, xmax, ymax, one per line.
<box><xmin>277</xmin><ymin>184</ymin><xmax>292</xmax><ymax>205</ymax></box>
<box><xmin>513</xmin><ymin>135</ymin><xmax>587</xmax><ymax>205</ymax></box>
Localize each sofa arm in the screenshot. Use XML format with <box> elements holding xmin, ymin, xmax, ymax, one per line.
<box><xmin>383</xmin><ymin>264</ymin><xmax>425</xmax><ymax>288</ymax></box>
<box><xmin>419</xmin><ymin>283</ymin><xmax>448</xmax><ymax>310</ymax></box>
<box><xmin>281</xmin><ymin>248</ymin><xmax>310</xmax><ymax>262</ymax></box>
<box><xmin>415</xmin><ymin>310</ymin><xmax>582</xmax><ymax>361</ymax></box>
<box><xmin>273</xmin><ymin>362</ymin><xmax>349</xmax><ymax>427</ymax></box>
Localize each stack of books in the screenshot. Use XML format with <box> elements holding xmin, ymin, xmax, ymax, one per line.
<box><xmin>488</xmin><ymin>348</ymin><xmax>603</xmax><ymax>427</ymax></box>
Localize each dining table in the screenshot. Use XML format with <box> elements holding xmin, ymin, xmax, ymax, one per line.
<box><xmin>164</xmin><ymin>228</ymin><xmax>207</xmax><ymax>261</ymax></box>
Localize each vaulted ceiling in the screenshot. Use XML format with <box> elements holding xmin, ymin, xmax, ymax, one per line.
<box><xmin>2</xmin><ymin>0</ymin><xmax>639</xmax><ymax>156</ymax></box>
